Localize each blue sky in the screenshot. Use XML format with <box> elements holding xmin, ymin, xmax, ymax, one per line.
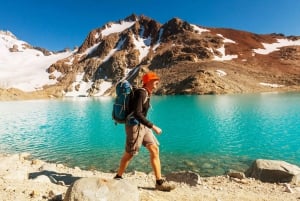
<box><xmin>1</xmin><ymin>0</ymin><xmax>300</xmax><ymax>51</ymax></box>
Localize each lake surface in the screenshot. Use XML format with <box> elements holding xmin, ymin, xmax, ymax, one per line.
<box><xmin>0</xmin><ymin>92</ymin><xmax>300</xmax><ymax>176</ymax></box>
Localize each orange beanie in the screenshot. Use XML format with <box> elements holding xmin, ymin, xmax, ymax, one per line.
<box><xmin>142</xmin><ymin>72</ymin><xmax>160</xmax><ymax>84</ymax></box>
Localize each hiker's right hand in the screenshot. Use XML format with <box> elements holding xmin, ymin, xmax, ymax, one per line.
<box><xmin>152</xmin><ymin>125</ymin><xmax>162</xmax><ymax>135</ymax></box>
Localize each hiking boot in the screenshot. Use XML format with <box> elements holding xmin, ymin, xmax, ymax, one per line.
<box><xmin>113</xmin><ymin>174</ymin><xmax>123</xmax><ymax>180</ymax></box>
<box><xmin>155</xmin><ymin>180</ymin><xmax>176</xmax><ymax>192</ymax></box>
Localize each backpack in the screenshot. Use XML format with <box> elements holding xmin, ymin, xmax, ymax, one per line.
<box><xmin>112</xmin><ymin>80</ymin><xmax>134</xmax><ymax>124</ymax></box>
<box><xmin>112</xmin><ymin>79</ymin><xmax>148</xmax><ymax>125</ymax></box>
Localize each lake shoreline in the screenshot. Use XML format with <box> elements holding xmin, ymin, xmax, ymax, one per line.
<box><xmin>1</xmin><ymin>152</ymin><xmax>300</xmax><ymax>201</ymax></box>
<box><xmin>1</xmin><ymin>85</ymin><xmax>300</xmax><ymax>101</ymax></box>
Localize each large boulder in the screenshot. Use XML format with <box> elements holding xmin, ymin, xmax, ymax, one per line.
<box><xmin>64</xmin><ymin>177</ymin><xmax>139</xmax><ymax>201</ymax></box>
<box><xmin>245</xmin><ymin>159</ymin><xmax>300</xmax><ymax>184</ymax></box>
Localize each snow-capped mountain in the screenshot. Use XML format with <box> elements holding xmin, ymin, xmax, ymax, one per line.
<box><xmin>0</xmin><ymin>30</ymin><xmax>74</xmax><ymax>92</ymax></box>
<box><xmin>1</xmin><ymin>14</ymin><xmax>300</xmax><ymax>99</ymax></box>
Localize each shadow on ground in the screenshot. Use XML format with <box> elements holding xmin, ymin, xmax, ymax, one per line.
<box><xmin>29</xmin><ymin>170</ymin><xmax>81</xmax><ymax>186</ymax></box>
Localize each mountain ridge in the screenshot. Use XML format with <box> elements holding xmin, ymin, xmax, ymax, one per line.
<box><xmin>1</xmin><ymin>14</ymin><xmax>300</xmax><ymax>100</ymax></box>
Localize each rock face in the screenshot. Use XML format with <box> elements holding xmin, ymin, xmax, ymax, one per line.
<box><xmin>64</xmin><ymin>177</ymin><xmax>139</xmax><ymax>201</ymax></box>
<box><xmin>245</xmin><ymin>159</ymin><xmax>300</xmax><ymax>184</ymax></box>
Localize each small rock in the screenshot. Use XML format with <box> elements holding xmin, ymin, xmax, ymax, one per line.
<box><xmin>57</xmin><ymin>164</ymin><xmax>65</xmax><ymax>169</ymax></box>
<box><xmin>283</xmin><ymin>183</ymin><xmax>293</xmax><ymax>193</ymax></box>
<box><xmin>166</xmin><ymin>171</ymin><xmax>201</xmax><ymax>186</ymax></box>
<box><xmin>202</xmin><ymin>162</ymin><xmax>213</xmax><ymax>169</ymax></box>
<box><xmin>19</xmin><ymin>152</ymin><xmax>31</xmax><ymax>160</ymax></box>
<box><xmin>227</xmin><ymin>170</ymin><xmax>246</xmax><ymax>180</ymax></box>
<box><xmin>48</xmin><ymin>190</ymin><xmax>55</xmax><ymax>197</ymax></box>
<box><xmin>47</xmin><ymin>190</ymin><xmax>63</xmax><ymax>201</ymax></box>
<box><xmin>29</xmin><ymin>190</ymin><xmax>39</xmax><ymax>198</ymax></box>
<box><xmin>239</xmin><ymin>179</ymin><xmax>250</xmax><ymax>184</ymax></box>
<box><xmin>31</xmin><ymin>159</ymin><xmax>38</xmax><ymax>165</ymax></box>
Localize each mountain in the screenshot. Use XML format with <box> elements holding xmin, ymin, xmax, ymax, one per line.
<box><xmin>0</xmin><ymin>30</ymin><xmax>74</xmax><ymax>99</ymax></box>
<box><xmin>1</xmin><ymin>14</ymin><xmax>300</xmax><ymax>99</ymax></box>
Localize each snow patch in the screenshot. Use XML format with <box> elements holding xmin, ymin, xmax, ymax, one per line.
<box><xmin>50</xmin><ymin>70</ymin><xmax>62</xmax><ymax>80</ymax></box>
<box><xmin>101</xmin><ymin>21</ymin><xmax>135</xmax><ymax>37</ymax></box>
<box><xmin>211</xmin><ymin>45</ymin><xmax>238</xmax><ymax>61</ymax></box>
<box><xmin>254</xmin><ymin>38</ymin><xmax>300</xmax><ymax>55</ymax></box>
<box><xmin>93</xmin><ymin>81</ymin><xmax>112</xmax><ymax>96</ymax></box>
<box><xmin>216</xmin><ymin>70</ymin><xmax>227</xmax><ymax>77</ymax></box>
<box><xmin>64</xmin><ymin>74</ymin><xmax>113</xmax><ymax>97</ymax></box>
<box><xmin>102</xmin><ymin>38</ymin><xmax>126</xmax><ymax>63</ymax></box>
<box><xmin>94</xmin><ymin>32</ymin><xmax>100</xmax><ymax>39</ymax></box>
<box><xmin>64</xmin><ymin>57</ymin><xmax>74</xmax><ymax>65</ymax></box>
<box><xmin>133</xmin><ymin>35</ymin><xmax>151</xmax><ymax>62</ymax></box>
<box><xmin>191</xmin><ymin>24</ymin><xmax>210</xmax><ymax>34</ymax></box>
<box><xmin>85</xmin><ymin>43</ymin><xmax>101</xmax><ymax>55</ymax></box>
<box><xmin>207</xmin><ymin>34</ymin><xmax>237</xmax><ymax>61</ymax></box>
<box><xmin>217</xmin><ymin>34</ymin><xmax>236</xmax><ymax>43</ymax></box>
<box><xmin>153</xmin><ymin>28</ymin><xmax>164</xmax><ymax>51</ymax></box>
<box><xmin>259</xmin><ymin>82</ymin><xmax>284</xmax><ymax>88</ymax></box>
<box><xmin>64</xmin><ymin>73</ymin><xmax>93</xmax><ymax>97</ymax></box>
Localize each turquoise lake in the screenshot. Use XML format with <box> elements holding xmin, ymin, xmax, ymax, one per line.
<box><xmin>0</xmin><ymin>92</ymin><xmax>300</xmax><ymax>176</ymax></box>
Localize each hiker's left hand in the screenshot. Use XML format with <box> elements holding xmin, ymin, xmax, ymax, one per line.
<box><xmin>152</xmin><ymin>125</ymin><xmax>162</xmax><ymax>135</ymax></box>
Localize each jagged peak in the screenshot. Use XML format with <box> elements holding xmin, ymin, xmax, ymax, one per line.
<box><xmin>138</xmin><ymin>15</ymin><xmax>155</xmax><ymax>22</ymax></box>
<box><xmin>124</xmin><ymin>13</ymin><xmax>139</xmax><ymax>22</ymax></box>
<box><xmin>168</xmin><ymin>17</ymin><xmax>184</xmax><ymax>24</ymax></box>
<box><xmin>160</xmin><ymin>17</ymin><xmax>194</xmax><ymax>39</ymax></box>
<box><xmin>163</xmin><ymin>17</ymin><xmax>192</xmax><ymax>29</ymax></box>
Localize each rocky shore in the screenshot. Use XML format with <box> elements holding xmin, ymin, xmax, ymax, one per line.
<box><xmin>1</xmin><ymin>152</ymin><xmax>300</xmax><ymax>201</ymax></box>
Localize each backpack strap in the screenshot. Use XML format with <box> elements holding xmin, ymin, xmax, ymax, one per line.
<box><xmin>138</xmin><ymin>87</ymin><xmax>149</xmax><ymax>104</ymax></box>
<box><xmin>125</xmin><ymin>87</ymin><xmax>149</xmax><ymax>125</ymax></box>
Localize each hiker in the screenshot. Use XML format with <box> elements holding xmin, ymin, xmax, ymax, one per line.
<box><xmin>114</xmin><ymin>71</ymin><xmax>175</xmax><ymax>191</ymax></box>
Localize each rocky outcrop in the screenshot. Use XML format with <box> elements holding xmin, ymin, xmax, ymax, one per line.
<box><xmin>161</xmin><ymin>18</ymin><xmax>194</xmax><ymax>40</ymax></box>
<box><xmin>33</xmin><ymin>46</ymin><xmax>52</xmax><ymax>56</ymax></box>
<box><xmin>9</xmin><ymin>44</ymin><xmax>19</xmax><ymax>52</ymax></box>
<box><xmin>245</xmin><ymin>159</ymin><xmax>300</xmax><ymax>184</ymax></box>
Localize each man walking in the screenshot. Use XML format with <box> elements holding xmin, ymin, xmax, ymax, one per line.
<box><xmin>114</xmin><ymin>71</ymin><xmax>175</xmax><ymax>191</ymax></box>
